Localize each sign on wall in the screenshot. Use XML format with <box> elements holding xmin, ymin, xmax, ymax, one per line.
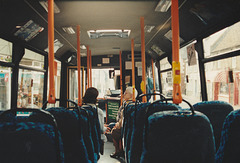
<box><xmin>107</xmin><ymin>99</ymin><xmax>120</xmax><ymax>123</ymax></box>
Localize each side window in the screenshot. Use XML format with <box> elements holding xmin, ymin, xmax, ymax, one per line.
<box><xmin>161</xmin><ymin>71</ymin><xmax>173</xmax><ymax>97</ymax></box>
<box><xmin>18</xmin><ymin>69</ymin><xmax>44</xmax><ymax>108</ymax></box>
<box><xmin>92</xmin><ymin>69</ymin><xmax>115</xmax><ymax>98</ymax></box>
<box><xmin>204</xmin><ymin>21</ymin><xmax>240</xmax><ymax>110</ymax></box>
<box><xmin>0</xmin><ymin>38</ymin><xmax>12</xmax><ymax>62</ymax></box>
<box><xmin>160</xmin><ymin>58</ymin><xmax>173</xmax><ymax>97</ymax></box>
<box><xmin>205</xmin><ymin>56</ymin><xmax>240</xmax><ymax>110</ymax></box>
<box><xmin>47</xmin><ymin>60</ymin><xmax>61</xmax><ymax>107</ymax></box>
<box><xmin>147</xmin><ymin>63</ymin><xmax>160</xmax><ymax>100</ymax></box>
<box><xmin>0</xmin><ymin>38</ymin><xmax>12</xmax><ymax>110</ymax></box>
<box><xmin>17</xmin><ymin>49</ymin><xmax>45</xmax><ymax>108</ymax></box>
<box><xmin>180</xmin><ymin>43</ymin><xmax>201</xmax><ymax>104</ymax></box>
<box><xmin>20</xmin><ymin>49</ymin><xmax>44</xmax><ymax>69</ymax></box>
<box><xmin>0</xmin><ymin>68</ymin><xmax>12</xmax><ymax>110</ymax></box>
<box><xmin>160</xmin><ymin>42</ymin><xmax>202</xmax><ymax>108</ymax></box>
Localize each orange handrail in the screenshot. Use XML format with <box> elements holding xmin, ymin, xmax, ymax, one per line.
<box><xmin>90</xmin><ymin>50</ymin><xmax>92</xmax><ymax>87</ymax></box>
<box><xmin>77</xmin><ymin>25</ymin><xmax>82</xmax><ymax>106</ymax></box>
<box><xmin>131</xmin><ymin>39</ymin><xmax>136</xmax><ymax>102</ymax></box>
<box><xmin>119</xmin><ymin>51</ymin><xmax>123</xmax><ymax>105</ymax></box>
<box><xmin>87</xmin><ymin>46</ymin><xmax>90</xmax><ymax>89</ymax></box>
<box><xmin>171</xmin><ymin>0</ymin><xmax>182</xmax><ymax>104</ymax></box>
<box><xmin>151</xmin><ymin>59</ymin><xmax>156</xmax><ymax>100</ymax></box>
<box><xmin>140</xmin><ymin>17</ymin><xmax>147</xmax><ymax>102</ymax></box>
<box><xmin>47</xmin><ymin>0</ymin><xmax>55</xmax><ymax>103</ymax></box>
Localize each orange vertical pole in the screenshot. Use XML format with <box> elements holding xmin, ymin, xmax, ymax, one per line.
<box><xmin>119</xmin><ymin>51</ymin><xmax>123</xmax><ymax>105</ymax></box>
<box><xmin>48</xmin><ymin>0</ymin><xmax>55</xmax><ymax>103</ymax></box>
<box><xmin>140</xmin><ymin>17</ymin><xmax>147</xmax><ymax>102</ymax></box>
<box><xmin>90</xmin><ymin>50</ymin><xmax>92</xmax><ymax>87</ymax></box>
<box><xmin>87</xmin><ymin>46</ymin><xmax>90</xmax><ymax>89</ymax></box>
<box><xmin>77</xmin><ymin>25</ymin><xmax>82</xmax><ymax>106</ymax></box>
<box><xmin>151</xmin><ymin>59</ymin><xmax>156</xmax><ymax>100</ymax></box>
<box><xmin>171</xmin><ymin>0</ymin><xmax>182</xmax><ymax>104</ymax></box>
<box><xmin>131</xmin><ymin>39</ymin><xmax>136</xmax><ymax>102</ymax></box>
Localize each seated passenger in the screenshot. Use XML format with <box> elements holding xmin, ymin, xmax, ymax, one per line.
<box><xmin>82</xmin><ymin>87</ymin><xmax>108</xmax><ymax>144</ymax></box>
<box><xmin>110</xmin><ymin>86</ymin><xmax>138</xmax><ymax>158</ymax></box>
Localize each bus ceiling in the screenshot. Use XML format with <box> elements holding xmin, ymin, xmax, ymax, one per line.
<box><xmin>0</xmin><ymin>0</ymin><xmax>240</xmax><ymax>63</ymax></box>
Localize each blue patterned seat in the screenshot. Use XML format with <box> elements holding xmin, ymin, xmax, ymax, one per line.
<box><xmin>0</xmin><ymin>109</ymin><xmax>64</xmax><ymax>163</ymax></box>
<box><xmin>216</xmin><ymin>109</ymin><xmax>240</xmax><ymax>163</ymax></box>
<box><xmin>78</xmin><ymin>108</ymin><xmax>97</xmax><ymax>163</ymax></box>
<box><xmin>81</xmin><ymin>105</ymin><xmax>101</xmax><ymax>160</ymax></box>
<box><xmin>140</xmin><ymin>110</ymin><xmax>215</xmax><ymax>163</ymax></box>
<box><xmin>129</xmin><ymin>102</ymin><xmax>179</xmax><ymax>163</ymax></box>
<box><xmin>123</xmin><ymin>104</ymin><xmax>135</xmax><ymax>143</ymax></box>
<box><xmin>122</xmin><ymin>103</ymin><xmax>136</xmax><ymax>161</ymax></box>
<box><xmin>47</xmin><ymin>107</ymin><xmax>90</xmax><ymax>163</ymax></box>
<box><xmin>193</xmin><ymin>101</ymin><xmax>233</xmax><ymax>150</ymax></box>
<box><xmin>123</xmin><ymin>103</ymin><xmax>150</xmax><ymax>162</ymax></box>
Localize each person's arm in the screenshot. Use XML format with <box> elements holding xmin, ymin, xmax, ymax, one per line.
<box><xmin>116</xmin><ymin>105</ymin><xmax>122</xmax><ymax>122</ymax></box>
<box><xmin>115</xmin><ymin>109</ymin><xmax>124</xmax><ymax>129</ymax></box>
<box><xmin>97</xmin><ymin>108</ymin><xmax>106</xmax><ymax>133</ymax></box>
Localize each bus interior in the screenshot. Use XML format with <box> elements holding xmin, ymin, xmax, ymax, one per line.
<box><xmin>0</xmin><ymin>0</ymin><xmax>240</xmax><ymax>163</ymax></box>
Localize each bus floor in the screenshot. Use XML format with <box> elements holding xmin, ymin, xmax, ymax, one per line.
<box><xmin>98</xmin><ymin>141</ymin><xmax>125</xmax><ymax>163</ymax></box>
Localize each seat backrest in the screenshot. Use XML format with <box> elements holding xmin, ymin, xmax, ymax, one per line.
<box><xmin>123</xmin><ymin>104</ymin><xmax>135</xmax><ymax>148</ymax></box>
<box><xmin>0</xmin><ymin>109</ymin><xmax>64</xmax><ymax>163</ymax></box>
<box><xmin>216</xmin><ymin>109</ymin><xmax>240</xmax><ymax>163</ymax></box>
<box><xmin>140</xmin><ymin>110</ymin><xmax>215</xmax><ymax>163</ymax></box>
<box><xmin>78</xmin><ymin>108</ymin><xmax>97</xmax><ymax>163</ymax></box>
<box><xmin>123</xmin><ymin>102</ymin><xmax>150</xmax><ymax>162</ymax></box>
<box><xmin>81</xmin><ymin>105</ymin><xmax>101</xmax><ymax>160</ymax></box>
<box><xmin>122</xmin><ymin>103</ymin><xmax>137</xmax><ymax>161</ymax></box>
<box><xmin>193</xmin><ymin>101</ymin><xmax>233</xmax><ymax>150</ymax></box>
<box><xmin>47</xmin><ymin>107</ymin><xmax>90</xmax><ymax>163</ymax></box>
<box><xmin>129</xmin><ymin>102</ymin><xmax>179</xmax><ymax>163</ymax></box>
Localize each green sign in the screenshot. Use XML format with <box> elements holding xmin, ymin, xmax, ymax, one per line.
<box><xmin>107</xmin><ymin>99</ymin><xmax>120</xmax><ymax>123</ymax></box>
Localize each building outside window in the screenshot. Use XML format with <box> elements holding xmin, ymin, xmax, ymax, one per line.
<box><xmin>17</xmin><ymin>49</ymin><xmax>45</xmax><ymax>108</ymax></box>
<box><xmin>18</xmin><ymin>69</ymin><xmax>44</xmax><ymax>108</ymax></box>
<box><xmin>0</xmin><ymin>38</ymin><xmax>12</xmax><ymax>110</ymax></box>
<box><xmin>203</xmin><ymin>21</ymin><xmax>240</xmax><ymax>109</ymax></box>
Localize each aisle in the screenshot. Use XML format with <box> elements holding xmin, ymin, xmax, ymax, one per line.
<box><xmin>98</xmin><ymin>141</ymin><xmax>125</xmax><ymax>163</ymax></box>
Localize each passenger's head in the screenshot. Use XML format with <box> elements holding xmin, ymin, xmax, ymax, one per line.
<box><xmin>82</xmin><ymin>87</ymin><xmax>99</xmax><ymax>104</ymax></box>
<box><xmin>123</xmin><ymin>86</ymin><xmax>138</xmax><ymax>101</ymax></box>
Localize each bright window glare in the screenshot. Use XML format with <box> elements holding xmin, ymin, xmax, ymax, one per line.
<box><xmin>92</xmin><ymin>69</ymin><xmax>115</xmax><ymax>98</ymax></box>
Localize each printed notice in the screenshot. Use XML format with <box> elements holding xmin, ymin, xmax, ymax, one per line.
<box><xmin>107</xmin><ymin>100</ymin><xmax>120</xmax><ymax>123</ymax></box>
